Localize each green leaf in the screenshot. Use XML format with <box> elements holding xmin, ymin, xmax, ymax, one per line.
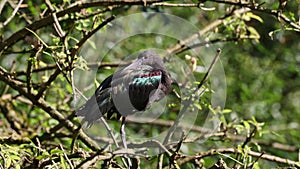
<box><xmin>222</xmin><ymin>109</ymin><xmax>232</xmax><ymax>114</ymax></box>
<box><xmin>57</xmin><ymin>52</ymin><xmax>67</xmax><ymax>59</ymax></box>
<box><xmin>66</xmin><ymin>84</ymin><xmax>73</xmax><ymax>94</ymax></box>
<box><xmin>243</xmin><ymin>120</ymin><xmax>251</xmax><ymax>132</ymax></box>
<box><xmin>94</xmin><ymin>79</ymin><xmax>100</xmax><ymax>88</ymax></box>
<box><xmin>50</xmin><ymin>149</ymin><xmax>64</xmax><ymax>154</ymax></box>
<box><xmin>9</xmin><ymin>154</ymin><xmax>20</xmax><ymax>161</ymax></box>
<box><xmin>60</xmin><ymin>155</ymin><xmax>67</xmax><ymax>169</ymax></box>
<box><xmin>36</xmin><ymin>154</ymin><xmax>49</xmax><ymax>160</ymax></box>
<box><xmin>194</xmin><ymin>103</ymin><xmax>202</xmax><ymax>110</ymax></box>
<box><xmin>253</xmin><ymin>142</ymin><xmax>261</xmax><ymax>152</ymax></box>
<box><xmin>15</xmin><ymin>164</ymin><xmax>21</xmax><ymax>169</ymax></box>
<box><xmin>87</xmin><ymin>39</ymin><xmax>96</xmax><ymax>49</ymax></box>
<box><xmin>246</xmin><ymin>12</ymin><xmax>263</xmax><ymax>23</ymax></box>
<box><xmin>234</xmin><ymin>124</ymin><xmax>245</xmax><ymax>134</ymax></box>
<box><xmin>252</xmin><ymin>162</ymin><xmax>260</xmax><ymax>169</ymax></box>
<box><xmin>219</xmin><ymin>115</ymin><xmax>227</xmax><ymax>126</ymax></box>
<box><xmin>247</xmin><ymin>26</ymin><xmax>260</xmax><ymax>38</ymax></box>
<box><xmin>5</xmin><ymin>156</ymin><xmax>11</xmax><ymax>168</ymax></box>
<box><xmin>36</xmin><ymin>151</ymin><xmax>50</xmax><ymax>160</ymax></box>
<box><xmin>75</xmin><ymin>56</ymin><xmax>89</xmax><ymax>71</ymax></box>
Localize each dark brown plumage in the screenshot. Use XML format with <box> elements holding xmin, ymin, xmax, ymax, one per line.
<box><xmin>76</xmin><ymin>50</ymin><xmax>171</xmax><ymax>127</ymax></box>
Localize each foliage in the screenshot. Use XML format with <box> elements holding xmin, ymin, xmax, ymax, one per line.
<box><xmin>0</xmin><ymin>0</ymin><xmax>300</xmax><ymax>168</ymax></box>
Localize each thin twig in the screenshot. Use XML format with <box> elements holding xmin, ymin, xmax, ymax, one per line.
<box><xmin>13</xmin><ymin>61</ymin><xmax>128</xmax><ymax>76</ymax></box>
<box><xmin>0</xmin><ymin>0</ymin><xmax>24</xmax><ymax>29</ymax></box>
<box><xmin>36</xmin><ymin>68</ymin><xmax>61</xmax><ymax>99</ymax></box>
<box><xmin>174</xmin><ymin>132</ymin><xmax>186</xmax><ymax>153</ymax></box>
<box><xmin>0</xmin><ymin>66</ymin><xmax>100</xmax><ymax>151</ymax></box>
<box><xmin>175</xmin><ymin>148</ymin><xmax>300</xmax><ymax>168</ymax></box>
<box><xmin>233</xmin><ymin>125</ymin><xmax>258</xmax><ymax>168</ymax></box>
<box><xmin>59</xmin><ymin>144</ymin><xmax>74</xmax><ymax>169</ymax></box>
<box><xmin>2</xmin><ymin>60</ymin><xmax>16</xmax><ymax>95</ymax></box>
<box><xmin>45</xmin><ymin>0</ymin><xmax>65</xmax><ymax>37</ymax></box>
<box><xmin>7</xmin><ymin>33</ymin><xmax>253</xmax><ymax>79</ymax></box>
<box><xmin>74</xmin><ymin>149</ymin><xmax>111</xmax><ymax>169</ymax></box>
<box><xmin>208</xmin><ymin>0</ymin><xmax>300</xmax><ymax>31</ymax></box>
<box><xmin>158</xmin><ymin>49</ymin><xmax>221</xmax><ymax>169</ymax></box>
<box><xmin>242</xmin><ymin>125</ymin><xmax>257</xmax><ymax>148</ymax></box>
<box><xmin>70</xmin><ymin>15</ymin><xmax>116</xmax><ymax>59</ymax></box>
<box><xmin>0</xmin><ymin>0</ymin><xmax>163</xmax><ymax>53</ymax></box>
<box><xmin>169</xmin><ymin>132</ymin><xmax>186</xmax><ymax>169</ymax></box>
<box><xmin>100</xmin><ymin>117</ymin><xmax>120</xmax><ymax>148</ymax></box>
<box><xmin>166</xmin><ymin>8</ymin><xmax>251</xmax><ymax>56</ymax></box>
<box><xmin>0</xmin><ymin>0</ymin><xmax>8</xmax><ymax>15</ymax></box>
<box><xmin>249</xmin><ymin>152</ymin><xmax>264</xmax><ymax>169</ymax></box>
<box><xmin>26</xmin><ymin>52</ymin><xmax>35</xmax><ymax>94</ymax></box>
<box><xmin>52</xmin><ymin>13</ymin><xmax>65</xmax><ymax>37</ymax></box>
<box><xmin>152</xmin><ymin>2</ymin><xmax>199</xmax><ymax>7</ymax></box>
<box><xmin>163</xmin><ymin>49</ymin><xmax>221</xmax><ymax>145</ymax></box>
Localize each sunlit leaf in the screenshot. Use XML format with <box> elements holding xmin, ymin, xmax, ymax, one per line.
<box><xmin>246</xmin><ymin>12</ymin><xmax>263</xmax><ymax>23</ymax></box>
<box><xmin>60</xmin><ymin>155</ymin><xmax>67</xmax><ymax>169</ymax></box>
<box><xmin>50</xmin><ymin>149</ymin><xmax>64</xmax><ymax>154</ymax></box>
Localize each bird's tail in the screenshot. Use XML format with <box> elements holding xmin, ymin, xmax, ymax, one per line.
<box><xmin>76</xmin><ymin>89</ymin><xmax>116</xmax><ymax>127</ymax></box>
<box><xmin>76</xmin><ymin>95</ymin><xmax>102</xmax><ymax>128</ymax></box>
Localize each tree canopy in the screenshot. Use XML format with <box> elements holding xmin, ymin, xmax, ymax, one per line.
<box><xmin>0</xmin><ymin>0</ymin><xmax>300</xmax><ymax>168</ymax></box>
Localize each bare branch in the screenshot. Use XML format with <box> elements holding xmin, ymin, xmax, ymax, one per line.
<box><xmin>175</xmin><ymin>148</ymin><xmax>300</xmax><ymax>168</ymax></box>
<box><xmin>0</xmin><ymin>0</ymin><xmax>8</xmax><ymax>15</ymax></box>
<box><xmin>70</xmin><ymin>15</ymin><xmax>116</xmax><ymax>60</ymax></box>
<box><xmin>0</xmin><ymin>66</ymin><xmax>100</xmax><ymax>151</ymax></box>
<box><xmin>0</xmin><ymin>0</ymin><xmax>163</xmax><ymax>53</ymax></box>
<box><xmin>0</xmin><ymin>0</ymin><xmax>24</xmax><ymax>29</ymax></box>
<box><xmin>207</xmin><ymin>0</ymin><xmax>300</xmax><ymax>31</ymax></box>
<box><xmin>163</xmin><ymin>48</ymin><xmax>221</xmax><ymax>145</ymax></box>
<box><xmin>13</xmin><ymin>61</ymin><xmax>128</xmax><ymax>76</ymax></box>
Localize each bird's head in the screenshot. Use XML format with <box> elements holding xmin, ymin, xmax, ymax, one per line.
<box><xmin>136</xmin><ymin>50</ymin><xmax>165</xmax><ymax>70</ymax></box>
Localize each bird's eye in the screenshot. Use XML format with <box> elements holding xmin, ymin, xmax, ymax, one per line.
<box><xmin>143</xmin><ymin>56</ymin><xmax>148</xmax><ymax>59</ymax></box>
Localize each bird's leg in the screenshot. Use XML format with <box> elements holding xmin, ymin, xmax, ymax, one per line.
<box><xmin>120</xmin><ymin>116</ymin><xmax>128</xmax><ymax>149</ymax></box>
<box><xmin>120</xmin><ymin>116</ymin><xmax>132</xmax><ymax>167</ymax></box>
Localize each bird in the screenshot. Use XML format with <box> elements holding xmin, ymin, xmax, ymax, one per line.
<box><xmin>76</xmin><ymin>50</ymin><xmax>172</xmax><ymax>152</ymax></box>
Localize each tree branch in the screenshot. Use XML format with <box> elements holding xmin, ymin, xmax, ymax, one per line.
<box><xmin>0</xmin><ymin>0</ymin><xmax>163</xmax><ymax>53</ymax></box>
<box><xmin>175</xmin><ymin>148</ymin><xmax>300</xmax><ymax>168</ymax></box>
<box><xmin>208</xmin><ymin>0</ymin><xmax>300</xmax><ymax>31</ymax></box>
<box><xmin>0</xmin><ymin>0</ymin><xmax>24</xmax><ymax>29</ymax></box>
<box><xmin>0</xmin><ymin>66</ymin><xmax>100</xmax><ymax>151</ymax></box>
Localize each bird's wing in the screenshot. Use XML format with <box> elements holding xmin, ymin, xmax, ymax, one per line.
<box><xmin>76</xmin><ymin>65</ymin><xmax>151</xmax><ymax>124</ymax></box>
<box><xmin>77</xmin><ymin>64</ymin><xmax>164</xmax><ymax>124</ymax></box>
<box><xmin>99</xmin><ymin>64</ymin><xmax>163</xmax><ymax>113</ymax></box>
<box><xmin>97</xmin><ymin>74</ymin><xmax>113</xmax><ymax>91</ymax></box>
<box><xmin>128</xmin><ymin>67</ymin><xmax>163</xmax><ymax>111</ymax></box>
<box><xmin>76</xmin><ymin>74</ymin><xmax>115</xmax><ymax>126</ymax></box>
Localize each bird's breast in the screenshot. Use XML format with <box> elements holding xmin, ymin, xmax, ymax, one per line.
<box><xmin>127</xmin><ymin>70</ymin><xmax>162</xmax><ymax>111</ymax></box>
<box><xmin>133</xmin><ymin>70</ymin><xmax>162</xmax><ymax>85</ymax></box>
